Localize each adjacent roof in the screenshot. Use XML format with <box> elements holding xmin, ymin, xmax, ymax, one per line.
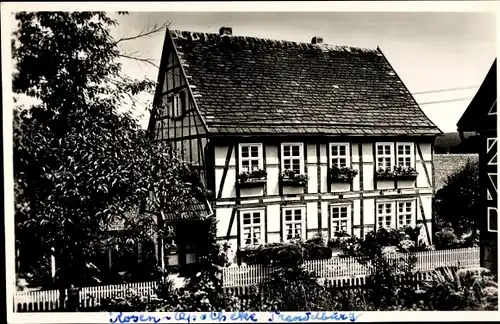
<box><xmin>168</xmin><ymin>30</ymin><xmax>441</xmax><ymax>136</ymax></box>
<box><xmin>457</xmin><ymin>59</ymin><xmax>497</xmax><ymax>133</ymax></box>
<box><xmin>105</xmin><ymin>197</ymin><xmax>211</xmax><ymax>231</ymax></box>
<box><xmin>433</xmin><ymin>154</ymin><xmax>478</xmax><ymax>191</ymax></box>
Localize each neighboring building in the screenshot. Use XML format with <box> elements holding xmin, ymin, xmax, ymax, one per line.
<box><xmin>148</xmin><ymin>28</ymin><xmax>442</xmax><ymax>263</ymax></box>
<box><xmin>434</xmin><ymin>132</ymin><xmax>480</xmax><ymax>154</ymax></box>
<box><xmin>103</xmin><ymin>196</ymin><xmax>212</xmax><ymax>276</ymax></box>
<box><xmin>433</xmin><ymin>154</ymin><xmax>479</xmax><ymax>192</ymax></box>
<box><xmin>457</xmin><ymin>59</ymin><xmax>498</xmax><ymax>276</ymax></box>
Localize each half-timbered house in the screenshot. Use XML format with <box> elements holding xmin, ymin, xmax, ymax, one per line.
<box><xmin>148</xmin><ymin>27</ymin><xmax>442</xmax><ymax>263</ymax></box>
<box><xmin>457</xmin><ymin>59</ymin><xmax>498</xmax><ymax>276</ymax></box>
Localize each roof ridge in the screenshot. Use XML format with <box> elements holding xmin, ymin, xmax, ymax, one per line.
<box><xmin>169</xmin><ymin>29</ymin><xmax>380</xmax><ymax>54</ymax></box>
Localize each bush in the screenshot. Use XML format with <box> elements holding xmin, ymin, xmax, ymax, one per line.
<box><xmin>422</xmin><ymin>266</ymin><xmax>498</xmax><ymax>310</ymax></box>
<box><xmin>434</xmin><ymin>228</ymin><xmax>479</xmax><ymax>250</ymax></box>
<box><xmin>238</xmin><ymin>235</ymin><xmax>333</xmax><ymax>266</ymax></box>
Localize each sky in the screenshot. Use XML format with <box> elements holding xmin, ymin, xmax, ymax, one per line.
<box><xmin>7</xmin><ymin>10</ymin><xmax>497</xmax><ymax>133</ymax></box>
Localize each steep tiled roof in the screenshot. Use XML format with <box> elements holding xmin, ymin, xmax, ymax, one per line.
<box><xmin>169</xmin><ymin>30</ymin><xmax>441</xmax><ymax>136</ymax></box>
<box><xmin>433</xmin><ymin>154</ymin><xmax>478</xmax><ymax>191</ymax></box>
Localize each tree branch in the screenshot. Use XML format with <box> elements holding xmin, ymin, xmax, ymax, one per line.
<box><xmin>115</xmin><ymin>21</ymin><xmax>170</xmax><ymax>45</ymax></box>
<box><xmin>118</xmin><ymin>54</ymin><xmax>159</xmax><ymax>69</ymax></box>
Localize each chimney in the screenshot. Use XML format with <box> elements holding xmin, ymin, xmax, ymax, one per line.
<box><xmin>311</xmin><ymin>37</ymin><xmax>323</xmax><ymax>44</ymax></box>
<box><xmin>219</xmin><ymin>27</ymin><xmax>233</xmax><ymax>36</ymax></box>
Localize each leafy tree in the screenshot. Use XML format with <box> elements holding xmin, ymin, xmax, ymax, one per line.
<box><xmin>12</xmin><ymin>11</ymin><xmax>199</xmax><ymax>309</ymax></box>
<box><xmin>433</xmin><ymin>160</ymin><xmax>480</xmax><ymax>237</ymax></box>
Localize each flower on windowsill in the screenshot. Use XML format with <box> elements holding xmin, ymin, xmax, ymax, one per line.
<box><xmin>280</xmin><ymin>169</ymin><xmax>308</xmax><ymax>186</ymax></box>
<box><xmin>238</xmin><ymin>169</ymin><xmax>267</xmax><ymax>183</ymax></box>
<box><xmin>328</xmin><ymin>166</ymin><xmax>358</xmax><ymax>183</ymax></box>
<box><xmin>393</xmin><ymin>165</ymin><xmax>419</xmax><ymax>178</ymax></box>
<box><xmin>375</xmin><ymin>166</ymin><xmax>419</xmax><ymax>179</ymax></box>
<box><xmin>237</xmin><ymin>169</ymin><xmax>267</xmax><ymax>185</ymax></box>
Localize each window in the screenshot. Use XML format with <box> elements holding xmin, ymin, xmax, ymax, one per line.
<box><xmin>240</xmin><ymin>209</ymin><xmax>264</xmax><ymax>246</ymax></box>
<box><xmin>330</xmin><ymin>143</ymin><xmax>350</xmax><ymax>168</ymax></box>
<box><xmin>377</xmin><ymin>202</ymin><xmax>394</xmax><ymax>229</ymax></box>
<box><xmin>239</xmin><ymin>144</ymin><xmax>263</xmax><ymax>172</ymax></box>
<box><xmin>281</xmin><ymin>143</ymin><xmax>304</xmax><ymax>173</ymax></box>
<box><xmin>330</xmin><ymin>204</ymin><xmax>350</xmax><ymax>236</ymax></box>
<box><xmin>396</xmin><ymin>143</ymin><xmax>414</xmax><ymax>168</ymax></box>
<box><xmin>488</xmin><ymin>207</ymin><xmax>498</xmax><ymax>232</ymax></box>
<box><xmin>376</xmin><ymin>143</ymin><xmax>394</xmax><ymax>170</ymax></box>
<box><xmin>397</xmin><ymin>201</ymin><xmax>414</xmax><ymax>228</ymax></box>
<box><xmin>168</xmin><ymin>92</ymin><xmax>186</xmax><ymax>118</ymax></box>
<box><xmin>283</xmin><ymin>207</ymin><xmax>305</xmax><ymax>241</ymax></box>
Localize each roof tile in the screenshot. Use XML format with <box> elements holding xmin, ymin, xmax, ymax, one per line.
<box><xmin>168</xmin><ymin>30</ymin><xmax>441</xmax><ymax>136</ymax></box>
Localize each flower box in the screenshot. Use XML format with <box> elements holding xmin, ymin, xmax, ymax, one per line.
<box><xmin>280</xmin><ymin>170</ymin><xmax>308</xmax><ymax>187</ymax></box>
<box><xmin>328</xmin><ymin>166</ymin><xmax>358</xmax><ymax>184</ymax></box>
<box><xmin>237</xmin><ymin>170</ymin><xmax>267</xmax><ymax>188</ymax></box>
<box><xmin>375</xmin><ymin>166</ymin><xmax>418</xmax><ymax>180</ymax></box>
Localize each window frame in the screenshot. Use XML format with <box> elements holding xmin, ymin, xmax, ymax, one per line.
<box><xmin>239</xmin><ymin>143</ymin><xmax>264</xmax><ymax>173</ymax></box>
<box><xmin>281</xmin><ymin>142</ymin><xmax>305</xmax><ymax>174</ymax></box>
<box><xmin>282</xmin><ymin>206</ymin><xmax>306</xmax><ymax>241</ymax></box>
<box><xmin>487</xmin><ymin>207</ymin><xmax>498</xmax><ymax>233</ymax></box>
<box><xmin>239</xmin><ymin>208</ymin><xmax>265</xmax><ymax>247</ymax></box>
<box><xmin>396</xmin><ymin>200</ymin><xmax>415</xmax><ymax>228</ymax></box>
<box><xmin>329</xmin><ymin>143</ymin><xmax>351</xmax><ymax>168</ymax></box>
<box><xmin>330</xmin><ymin>203</ymin><xmax>351</xmax><ymax>237</ymax></box>
<box><xmin>396</xmin><ymin>142</ymin><xmax>415</xmax><ymax>168</ymax></box>
<box><xmin>376</xmin><ymin>201</ymin><xmax>395</xmax><ymax>230</ymax></box>
<box><xmin>375</xmin><ymin>142</ymin><xmax>395</xmax><ymax>170</ymax></box>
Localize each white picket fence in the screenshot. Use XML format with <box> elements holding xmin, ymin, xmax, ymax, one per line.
<box><xmin>222</xmin><ymin>247</ymin><xmax>481</xmax><ymax>287</ymax></box>
<box><xmin>13</xmin><ymin>247</ymin><xmax>480</xmax><ymax>311</ymax></box>
<box><xmin>14</xmin><ymin>281</ymin><xmax>158</xmax><ymax>312</ymax></box>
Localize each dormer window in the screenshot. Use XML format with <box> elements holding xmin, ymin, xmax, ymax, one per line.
<box><xmin>168</xmin><ymin>91</ymin><xmax>186</xmax><ymax>119</ymax></box>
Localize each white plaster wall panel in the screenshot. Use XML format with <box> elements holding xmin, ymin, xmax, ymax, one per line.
<box><xmin>307</xmin><ymin>202</ymin><xmax>318</xmax><ymax>230</ymax></box>
<box><xmin>321</xmin><ymin>201</ymin><xmax>329</xmax><ymax>232</ymax></box>
<box><xmin>320</xmin><ymin>166</ymin><xmax>328</xmax><ymax>193</ymax></box>
<box><xmin>215</xmin><ymin>168</ymin><xmax>236</xmax><ymax>198</ymax></box>
<box><xmin>419</xmin><ymin>142</ymin><xmax>432</xmax><ymax>161</ymax></box>
<box><xmin>363</xmin><ymin>199</ymin><xmax>375</xmax><ymax>225</ymax></box>
<box><xmin>362</xmin><ymin>143</ymin><xmax>373</xmax><ymax>163</ymax></box>
<box><xmin>421</xmin><ymin>195</ymin><xmax>432</xmax><ymax>222</ymax></box>
<box><xmin>307</xmin><ymin>144</ymin><xmax>317</xmax><ymax>164</ymax></box>
<box><xmin>351</xmin><ymin>143</ymin><xmax>359</xmax><ymax>163</ymax></box>
<box><xmin>319</xmin><ymin>144</ymin><xmax>328</xmax><ymax>164</ymax></box>
<box><xmin>266</xmin><ymin>166</ymin><xmax>280</xmax><ymax>196</ymax></box>
<box><xmin>240</xmin><ymin>187</ymin><xmax>264</xmax><ymax>198</ymax></box>
<box><xmin>266</xmin><ymin>144</ymin><xmax>279</xmax><ymax>165</ymax></box>
<box><xmin>267</xmin><ymin>233</ymin><xmax>281</xmax><ymax>244</ymax></box>
<box><xmin>214</xmin><ymin>146</ymin><xmax>230</xmax><ymax>166</ymax></box>
<box><xmin>307</xmin><ymin>165</ymin><xmax>318</xmax><ymax>194</ymax></box>
<box><xmin>266</xmin><ymin>204</ymin><xmax>281</xmax><ymax>232</ymax></box>
<box><xmin>283</xmin><ymin>186</ymin><xmax>305</xmax><ymax>195</ymax></box>
<box><xmin>397</xmin><ymin>179</ymin><xmax>416</xmax><ymax>189</ymax></box>
<box><xmin>216</xmin><ymin>207</ymin><xmax>234</xmax><ymax>238</ymax></box>
<box><xmin>416</xmin><ymin>162</ymin><xmax>428</xmax><ymax>188</ymax></box>
<box><xmin>331</xmin><ymin>182</ymin><xmax>351</xmax><ymax>193</ymax></box>
<box><xmin>353</xmin><ymin>199</ymin><xmax>361</xmax><ymax>226</ymax></box>
<box><xmin>377</xmin><ymin>180</ymin><xmax>395</xmax><ymax>190</ymax></box>
<box><xmin>352</xmin><ymin>162</ymin><xmax>361</xmax><ymax>191</ymax></box>
<box><xmin>363</xmin><ymin>165</ymin><xmax>374</xmax><ymax>191</ymax></box>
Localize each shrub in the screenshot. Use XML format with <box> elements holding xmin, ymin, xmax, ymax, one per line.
<box><xmin>421</xmin><ymin>266</ymin><xmax>498</xmax><ymax>310</ymax></box>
